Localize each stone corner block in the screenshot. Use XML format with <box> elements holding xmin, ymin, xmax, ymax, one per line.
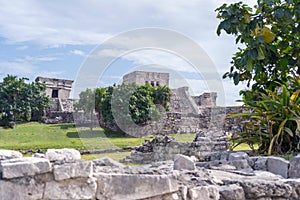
<box><xmin>173</xmin><ymin>154</ymin><xmax>195</xmax><ymax>171</ymax></box>
<box><xmin>96</xmin><ymin>174</ymin><xmax>178</xmax><ymax>200</ymax></box>
<box><xmin>267</xmin><ymin>156</ymin><xmax>289</xmax><ymax>178</ymax></box>
<box><xmin>53</xmin><ymin>160</ymin><xmax>93</xmax><ymax>181</ymax></box>
<box><xmin>219</xmin><ymin>184</ymin><xmax>245</xmax><ymax>200</ymax></box>
<box><xmin>0</xmin><ymin>149</ymin><xmax>22</xmax><ymax>160</ymax></box>
<box><xmin>228</xmin><ymin>152</ymin><xmax>248</xmax><ymax>161</ymax></box>
<box><xmin>44</xmin><ymin>177</ymin><xmax>97</xmax><ymax>199</ymax></box>
<box><xmin>288</xmin><ymin>155</ymin><xmax>300</xmax><ymax>178</ymax></box>
<box><xmin>0</xmin><ymin>178</ymin><xmax>44</xmax><ymax>200</ymax></box>
<box><xmin>0</xmin><ymin>157</ymin><xmax>51</xmax><ymax>179</ymax></box>
<box><xmin>45</xmin><ymin>148</ymin><xmax>81</xmax><ymax>162</ymax></box>
<box><xmin>188</xmin><ymin>185</ymin><xmax>220</xmax><ymax>200</ymax></box>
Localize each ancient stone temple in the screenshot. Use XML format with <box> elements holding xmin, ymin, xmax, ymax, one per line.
<box><xmin>35</xmin><ymin>77</ymin><xmax>75</xmax><ymax>121</ymax></box>
<box><xmin>123</xmin><ymin>71</ymin><xmax>169</xmax><ymax>87</ymax></box>
<box><xmin>35</xmin><ymin>77</ymin><xmax>73</xmax><ymax>99</ymax></box>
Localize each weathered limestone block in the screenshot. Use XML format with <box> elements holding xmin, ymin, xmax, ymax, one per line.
<box><xmin>45</xmin><ymin>148</ymin><xmax>81</xmax><ymax>162</ymax></box>
<box><xmin>283</xmin><ymin>179</ymin><xmax>300</xmax><ymax>200</ymax></box>
<box><xmin>288</xmin><ymin>155</ymin><xmax>300</xmax><ymax>178</ymax></box>
<box><xmin>0</xmin><ymin>157</ymin><xmax>51</xmax><ymax>179</ymax></box>
<box><xmin>96</xmin><ymin>174</ymin><xmax>178</xmax><ymax>200</ymax></box>
<box><xmin>0</xmin><ymin>150</ymin><xmax>22</xmax><ymax>160</ymax></box>
<box><xmin>188</xmin><ymin>185</ymin><xmax>220</xmax><ymax>200</ymax></box>
<box><xmin>219</xmin><ymin>184</ymin><xmax>245</xmax><ymax>200</ymax></box>
<box><xmin>230</xmin><ymin>160</ymin><xmax>251</xmax><ymax>170</ymax></box>
<box><xmin>53</xmin><ymin>160</ymin><xmax>92</xmax><ymax>181</ymax></box>
<box><xmin>249</xmin><ymin>156</ymin><xmax>268</xmax><ymax>171</ymax></box>
<box><xmin>228</xmin><ymin>152</ymin><xmax>248</xmax><ymax>161</ymax></box>
<box><xmin>44</xmin><ymin>177</ymin><xmax>97</xmax><ymax>200</ymax></box>
<box><xmin>0</xmin><ymin>178</ymin><xmax>44</xmax><ymax>200</ymax></box>
<box><xmin>236</xmin><ymin>180</ymin><xmax>292</xmax><ymax>199</ymax></box>
<box><xmin>93</xmin><ymin>156</ymin><xmax>125</xmax><ymax>168</ymax></box>
<box><xmin>267</xmin><ymin>156</ymin><xmax>289</xmax><ymax>178</ymax></box>
<box><xmin>173</xmin><ymin>154</ymin><xmax>195</xmax><ymax>171</ymax></box>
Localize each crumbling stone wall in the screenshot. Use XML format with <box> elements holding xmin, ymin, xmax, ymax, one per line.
<box><xmin>2</xmin><ymin>149</ymin><xmax>300</xmax><ymax>200</ymax></box>
<box><xmin>123</xmin><ymin>135</ymin><xmax>230</xmax><ymax>164</ymax></box>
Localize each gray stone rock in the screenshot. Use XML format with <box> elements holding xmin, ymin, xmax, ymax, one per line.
<box><xmin>236</xmin><ymin>180</ymin><xmax>292</xmax><ymax>199</ymax></box>
<box><xmin>53</xmin><ymin>160</ymin><xmax>92</xmax><ymax>181</ymax></box>
<box><xmin>0</xmin><ymin>157</ymin><xmax>51</xmax><ymax>179</ymax></box>
<box><xmin>188</xmin><ymin>185</ymin><xmax>220</xmax><ymax>200</ymax></box>
<box><xmin>253</xmin><ymin>157</ymin><xmax>268</xmax><ymax>171</ymax></box>
<box><xmin>267</xmin><ymin>156</ymin><xmax>289</xmax><ymax>178</ymax></box>
<box><xmin>228</xmin><ymin>152</ymin><xmax>248</xmax><ymax>161</ymax></box>
<box><xmin>0</xmin><ymin>150</ymin><xmax>22</xmax><ymax>160</ymax></box>
<box><xmin>96</xmin><ymin>174</ymin><xmax>178</xmax><ymax>200</ymax></box>
<box><xmin>44</xmin><ymin>177</ymin><xmax>97</xmax><ymax>199</ymax></box>
<box><xmin>174</xmin><ymin>154</ymin><xmax>195</xmax><ymax>171</ymax></box>
<box><xmin>93</xmin><ymin>156</ymin><xmax>125</xmax><ymax>168</ymax></box>
<box><xmin>288</xmin><ymin>155</ymin><xmax>300</xmax><ymax>178</ymax></box>
<box><xmin>0</xmin><ymin>178</ymin><xmax>44</xmax><ymax>200</ymax></box>
<box><xmin>45</xmin><ymin>148</ymin><xmax>81</xmax><ymax>162</ymax></box>
<box><xmin>219</xmin><ymin>184</ymin><xmax>245</xmax><ymax>200</ymax></box>
<box><xmin>32</xmin><ymin>153</ymin><xmax>45</xmax><ymax>158</ymax></box>
<box><xmin>230</xmin><ymin>159</ymin><xmax>251</xmax><ymax>170</ymax></box>
<box><xmin>283</xmin><ymin>179</ymin><xmax>300</xmax><ymax>200</ymax></box>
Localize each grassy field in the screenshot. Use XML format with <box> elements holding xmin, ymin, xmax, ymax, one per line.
<box><xmin>0</xmin><ymin>122</ymin><xmax>253</xmax><ymax>162</ymax></box>
<box><xmin>0</xmin><ymin>122</ymin><xmax>151</xmax><ymax>151</ymax></box>
<box><xmin>0</xmin><ymin>122</ymin><xmax>198</xmax><ymax>151</ymax></box>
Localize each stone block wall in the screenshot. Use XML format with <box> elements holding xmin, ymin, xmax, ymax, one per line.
<box><xmin>0</xmin><ymin>149</ymin><xmax>179</xmax><ymax>200</ymax></box>
<box><xmin>123</xmin><ymin>135</ymin><xmax>230</xmax><ymax>164</ymax></box>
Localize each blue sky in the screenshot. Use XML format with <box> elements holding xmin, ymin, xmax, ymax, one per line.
<box><xmin>0</xmin><ymin>0</ymin><xmax>255</xmax><ymax>106</ymax></box>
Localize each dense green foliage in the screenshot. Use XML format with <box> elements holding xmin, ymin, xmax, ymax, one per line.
<box><xmin>216</xmin><ymin>0</ymin><xmax>300</xmax><ymax>90</ymax></box>
<box><xmin>230</xmin><ymin>80</ymin><xmax>300</xmax><ymax>154</ymax></box>
<box><xmin>76</xmin><ymin>83</ymin><xmax>172</xmax><ymax>130</ymax></box>
<box><xmin>216</xmin><ymin>0</ymin><xmax>300</xmax><ymax>154</ymax></box>
<box><xmin>0</xmin><ymin>75</ymin><xmax>49</xmax><ymax>127</ymax></box>
<box><xmin>74</xmin><ymin>88</ymin><xmax>95</xmax><ymax>119</ymax></box>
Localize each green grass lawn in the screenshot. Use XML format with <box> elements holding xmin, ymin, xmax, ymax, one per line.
<box><xmin>0</xmin><ymin>122</ymin><xmax>253</xmax><ymax>161</ymax></box>
<box><xmin>0</xmin><ymin>122</ymin><xmax>149</xmax><ymax>151</ymax></box>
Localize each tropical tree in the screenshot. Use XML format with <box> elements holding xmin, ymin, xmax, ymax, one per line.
<box><xmin>0</xmin><ymin>75</ymin><xmax>49</xmax><ymax>127</ymax></box>
<box><xmin>74</xmin><ymin>88</ymin><xmax>96</xmax><ymax>121</ymax></box>
<box><xmin>216</xmin><ymin>0</ymin><xmax>300</xmax><ymax>154</ymax></box>
<box><xmin>216</xmin><ymin>0</ymin><xmax>300</xmax><ymax>91</ymax></box>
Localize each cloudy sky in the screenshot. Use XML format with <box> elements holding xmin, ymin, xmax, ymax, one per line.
<box><xmin>0</xmin><ymin>0</ymin><xmax>256</xmax><ymax>106</ymax></box>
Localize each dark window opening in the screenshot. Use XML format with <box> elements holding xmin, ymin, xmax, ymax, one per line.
<box><xmin>52</xmin><ymin>90</ymin><xmax>59</xmax><ymax>98</ymax></box>
<box><xmin>151</xmin><ymin>81</ymin><xmax>155</xmax><ymax>86</ymax></box>
<box><xmin>156</xmin><ymin>82</ymin><xmax>160</xmax><ymax>86</ymax></box>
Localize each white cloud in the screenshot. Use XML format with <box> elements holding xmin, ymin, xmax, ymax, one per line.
<box><xmin>70</xmin><ymin>49</ymin><xmax>86</xmax><ymax>57</ymax></box>
<box><xmin>0</xmin><ymin>0</ymin><xmax>255</xmax><ymax>105</ymax></box>
<box><xmin>0</xmin><ymin>61</ymin><xmax>64</xmax><ymax>81</ymax></box>
<box><xmin>15</xmin><ymin>56</ymin><xmax>60</xmax><ymax>63</ymax></box>
<box><xmin>0</xmin><ymin>0</ymin><xmax>254</xmax><ymax>45</ymax></box>
<box><xmin>16</xmin><ymin>45</ymin><xmax>28</xmax><ymax>50</ymax></box>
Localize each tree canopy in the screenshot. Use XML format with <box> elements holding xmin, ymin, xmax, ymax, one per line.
<box><xmin>216</xmin><ymin>0</ymin><xmax>299</xmax><ymax>91</ymax></box>
<box><xmin>75</xmin><ymin>83</ymin><xmax>172</xmax><ymax>132</ymax></box>
<box><xmin>216</xmin><ymin>0</ymin><xmax>300</xmax><ymax>154</ymax></box>
<box><xmin>0</xmin><ymin>75</ymin><xmax>50</xmax><ymax>127</ymax></box>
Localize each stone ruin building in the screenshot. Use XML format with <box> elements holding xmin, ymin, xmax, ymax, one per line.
<box><xmin>123</xmin><ymin>71</ymin><xmax>169</xmax><ymax>87</ymax></box>
<box><xmin>39</xmin><ymin>71</ymin><xmax>241</xmax><ymax>134</ymax></box>
<box><xmin>35</xmin><ymin>77</ymin><xmax>73</xmax><ymax>99</ymax></box>
<box><xmin>35</xmin><ymin>77</ymin><xmax>75</xmax><ymax>122</ymax></box>
<box><xmin>120</xmin><ymin>71</ymin><xmax>225</xmax><ymax>136</ymax></box>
